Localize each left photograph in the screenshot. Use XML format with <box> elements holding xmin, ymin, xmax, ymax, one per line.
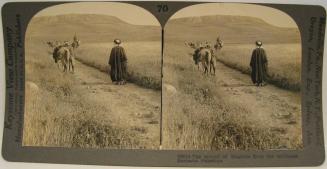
<box><xmin>23</xmin><ymin>2</ymin><xmax>162</xmax><ymax>149</ymax></box>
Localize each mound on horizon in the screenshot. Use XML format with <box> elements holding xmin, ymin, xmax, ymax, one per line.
<box><xmin>165</xmin><ymin>15</ymin><xmax>300</xmax><ymax>44</ymax></box>
<box><xmin>27</xmin><ymin>14</ymin><xmax>161</xmax><ymax>43</ymax></box>
<box><xmin>27</xmin><ymin>14</ymin><xmax>301</xmax><ymax>44</ymax></box>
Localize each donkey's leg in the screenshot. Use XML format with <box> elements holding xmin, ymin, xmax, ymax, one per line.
<box><xmin>59</xmin><ymin>62</ymin><xmax>64</xmax><ymax>72</ymax></box>
<box><xmin>206</xmin><ymin>61</ymin><xmax>210</xmax><ymax>76</ymax></box>
<box><xmin>202</xmin><ymin>62</ymin><xmax>206</xmax><ymax>74</ymax></box>
<box><xmin>210</xmin><ymin>64</ymin><xmax>212</xmax><ymax>74</ymax></box>
<box><xmin>59</xmin><ymin>60</ymin><xmax>64</xmax><ymax>71</ymax></box>
<box><xmin>70</xmin><ymin>57</ymin><xmax>75</xmax><ymax>73</ymax></box>
<box><xmin>63</xmin><ymin>64</ymin><xmax>67</xmax><ymax>72</ymax></box>
<box><xmin>210</xmin><ymin>62</ymin><xmax>216</xmax><ymax>75</ymax></box>
<box><xmin>210</xmin><ymin>57</ymin><xmax>216</xmax><ymax>75</ymax></box>
<box><xmin>68</xmin><ymin>61</ymin><xmax>70</xmax><ymax>72</ymax></box>
<box><xmin>204</xmin><ymin>64</ymin><xmax>208</xmax><ymax>75</ymax></box>
<box><xmin>62</xmin><ymin>59</ymin><xmax>67</xmax><ymax>72</ymax></box>
<box><xmin>72</xmin><ymin>62</ymin><xmax>74</xmax><ymax>73</ymax></box>
<box><xmin>68</xmin><ymin>52</ymin><xmax>72</xmax><ymax>72</ymax></box>
<box><xmin>68</xmin><ymin>59</ymin><xmax>72</xmax><ymax>72</ymax></box>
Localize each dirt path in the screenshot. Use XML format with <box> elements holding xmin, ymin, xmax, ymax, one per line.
<box><xmin>72</xmin><ymin>60</ymin><xmax>161</xmax><ymax>149</ymax></box>
<box><xmin>213</xmin><ymin>61</ymin><xmax>302</xmax><ymax>147</ymax></box>
<box><xmin>70</xmin><ymin>58</ymin><xmax>301</xmax><ymax>149</ymax></box>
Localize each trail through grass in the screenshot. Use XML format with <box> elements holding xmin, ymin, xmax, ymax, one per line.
<box><xmin>75</xmin><ymin>41</ymin><xmax>161</xmax><ymax>90</ymax></box>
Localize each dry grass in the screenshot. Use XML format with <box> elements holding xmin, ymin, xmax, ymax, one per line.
<box><xmin>75</xmin><ymin>41</ymin><xmax>161</xmax><ymax>90</ymax></box>
<box><xmin>217</xmin><ymin>43</ymin><xmax>301</xmax><ymax>91</ymax></box>
<box><xmin>23</xmin><ymin>42</ymin><xmax>139</xmax><ymax>148</ymax></box>
<box><xmin>24</xmin><ymin>13</ymin><xmax>162</xmax><ymax>149</ymax></box>
<box><xmin>162</xmin><ymin>42</ymin><xmax>302</xmax><ymax>150</ymax></box>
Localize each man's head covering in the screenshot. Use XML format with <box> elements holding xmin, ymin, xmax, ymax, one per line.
<box><xmin>114</xmin><ymin>39</ymin><xmax>121</xmax><ymax>45</ymax></box>
<box><xmin>256</xmin><ymin>41</ymin><xmax>263</xmax><ymax>47</ymax></box>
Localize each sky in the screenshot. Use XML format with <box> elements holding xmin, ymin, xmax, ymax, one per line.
<box><xmin>35</xmin><ymin>2</ymin><xmax>297</xmax><ymax>28</ymax></box>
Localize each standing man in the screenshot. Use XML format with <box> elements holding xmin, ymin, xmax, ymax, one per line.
<box><xmin>250</xmin><ymin>41</ymin><xmax>268</xmax><ymax>86</ymax></box>
<box><xmin>108</xmin><ymin>39</ymin><xmax>128</xmax><ymax>85</ymax></box>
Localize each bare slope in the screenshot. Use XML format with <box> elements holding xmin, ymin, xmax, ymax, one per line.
<box><xmin>28</xmin><ymin>14</ymin><xmax>300</xmax><ymax>44</ymax></box>
<box><xmin>165</xmin><ymin>15</ymin><xmax>300</xmax><ymax>43</ymax></box>
<box><xmin>27</xmin><ymin>14</ymin><xmax>161</xmax><ymax>42</ymax></box>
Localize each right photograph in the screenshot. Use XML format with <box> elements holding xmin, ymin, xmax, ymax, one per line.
<box><xmin>162</xmin><ymin>3</ymin><xmax>302</xmax><ymax>150</ymax></box>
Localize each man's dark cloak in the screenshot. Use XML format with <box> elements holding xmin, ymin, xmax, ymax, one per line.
<box><xmin>108</xmin><ymin>46</ymin><xmax>127</xmax><ymax>82</ymax></box>
<box><xmin>250</xmin><ymin>47</ymin><xmax>268</xmax><ymax>84</ymax></box>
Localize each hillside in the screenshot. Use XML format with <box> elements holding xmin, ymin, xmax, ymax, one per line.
<box><xmin>27</xmin><ymin>14</ymin><xmax>161</xmax><ymax>42</ymax></box>
<box><xmin>165</xmin><ymin>15</ymin><xmax>301</xmax><ymax>44</ymax></box>
<box><xmin>27</xmin><ymin>14</ymin><xmax>300</xmax><ymax>44</ymax></box>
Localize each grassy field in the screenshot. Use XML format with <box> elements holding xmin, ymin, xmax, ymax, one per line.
<box><xmin>217</xmin><ymin>43</ymin><xmax>301</xmax><ymax>91</ymax></box>
<box><xmin>75</xmin><ymin>41</ymin><xmax>161</xmax><ymax>90</ymax></box>
<box><xmin>23</xmin><ymin>13</ymin><xmax>302</xmax><ymax>150</ymax></box>
<box><xmin>165</xmin><ymin>15</ymin><xmax>301</xmax><ymax>91</ymax></box>
<box><xmin>24</xmin><ymin>13</ymin><xmax>162</xmax><ymax>149</ymax></box>
<box><xmin>162</xmin><ymin>42</ymin><xmax>302</xmax><ymax>150</ymax></box>
<box><xmin>23</xmin><ymin>41</ymin><xmax>140</xmax><ymax>148</ymax></box>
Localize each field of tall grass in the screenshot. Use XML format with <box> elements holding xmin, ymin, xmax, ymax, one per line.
<box><xmin>75</xmin><ymin>41</ymin><xmax>162</xmax><ymax>90</ymax></box>
<box><xmin>217</xmin><ymin>43</ymin><xmax>301</xmax><ymax>91</ymax></box>
<box><xmin>23</xmin><ymin>41</ymin><xmax>140</xmax><ymax>148</ymax></box>
<box><xmin>23</xmin><ymin>39</ymin><xmax>302</xmax><ymax>150</ymax></box>
<box><xmin>162</xmin><ymin>42</ymin><xmax>302</xmax><ymax>150</ymax></box>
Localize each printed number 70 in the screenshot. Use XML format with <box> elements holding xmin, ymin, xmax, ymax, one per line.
<box><xmin>157</xmin><ymin>4</ymin><xmax>169</xmax><ymax>13</ymax></box>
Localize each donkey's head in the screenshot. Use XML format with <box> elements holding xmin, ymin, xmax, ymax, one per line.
<box><xmin>214</xmin><ymin>40</ymin><xmax>223</xmax><ymax>50</ymax></box>
<box><xmin>72</xmin><ymin>40</ymin><xmax>80</xmax><ymax>49</ymax></box>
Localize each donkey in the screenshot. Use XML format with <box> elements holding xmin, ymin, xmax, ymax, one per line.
<box><xmin>53</xmin><ymin>45</ymin><xmax>71</xmax><ymax>72</ymax></box>
<box><xmin>193</xmin><ymin>47</ymin><xmax>215</xmax><ymax>75</ymax></box>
